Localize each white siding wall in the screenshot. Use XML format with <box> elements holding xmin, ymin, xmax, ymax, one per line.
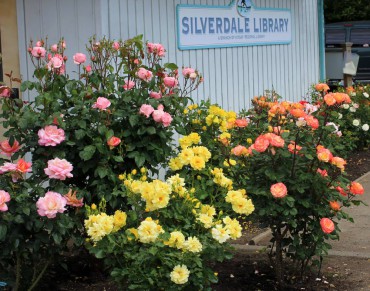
<box><xmin>16</xmin><ymin>0</ymin><xmax>103</xmax><ymax>101</ymax></box>
<box><xmin>102</xmin><ymin>0</ymin><xmax>320</xmax><ymax>110</ymax></box>
<box><xmin>17</xmin><ymin>0</ymin><xmax>320</xmax><ymax>110</ymax></box>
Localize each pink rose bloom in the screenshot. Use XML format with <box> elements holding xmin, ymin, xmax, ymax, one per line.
<box><xmin>270</xmin><ymin>182</ymin><xmax>288</xmax><ymax>198</ymax></box>
<box><xmin>139</xmin><ymin>104</ymin><xmax>154</xmax><ymax>118</ymax></box>
<box><xmin>38</xmin><ymin>125</ymin><xmax>65</xmax><ymax>146</ymax></box>
<box><xmin>0</xmin><ymin>86</ymin><xmax>11</xmax><ymax>98</ymax></box>
<box><xmin>0</xmin><ymin>162</ymin><xmax>17</xmax><ymax>174</ymax></box>
<box><xmin>235</xmin><ymin>119</ymin><xmax>248</xmax><ymax>128</ymax></box>
<box><xmin>36</xmin><ymin>41</ymin><xmax>43</xmax><ymax>47</ymax></box>
<box><xmin>112</xmin><ymin>41</ymin><xmax>120</xmax><ymax>51</ymax></box>
<box><xmin>189</xmin><ymin>72</ymin><xmax>197</xmax><ymax>80</ymax></box>
<box><xmin>123</xmin><ymin>80</ymin><xmax>135</xmax><ymax>90</ymax></box>
<box><xmin>36</xmin><ymin>191</ymin><xmax>67</xmax><ymax>218</ymax></box>
<box><xmin>44</xmin><ymin>158</ymin><xmax>73</xmax><ymax>180</ymax></box>
<box><xmin>253</xmin><ymin>136</ymin><xmax>270</xmax><ymax>153</ymax></box>
<box><xmin>149</xmin><ymin>91</ymin><xmax>162</xmax><ymax>99</ymax></box>
<box><xmin>161</xmin><ymin>112</ymin><xmax>173</xmax><ymax>127</ymax></box>
<box><xmin>152</xmin><ymin>105</ymin><xmax>165</xmax><ymax>123</ymax></box>
<box><xmin>47</xmin><ymin>55</ymin><xmax>64</xmax><ymax>70</ymax></box>
<box><xmin>136</xmin><ymin>68</ymin><xmax>153</xmax><ymax>82</ymax></box>
<box><xmin>85</xmin><ymin>65</ymin><xmax>92</xmax><ymax>73</ymax></box>
<box><xmin>182</xmin><ymin>67</ymin><xmax>195</xmax><ymax>77</ymax></box>
<box><xmin>92</xmin><ymin>97</ymin><xmax>111</xmax><ymax>110</ymax></box>
<box><xmin>134</xmin><ymin>59</ymin><xmax>140</xmax><ymax>65</ymax></box>
<box><xmin>107</xmin><ymin>136</ymin><xmax>121</xmax><ymax>148</ymax></box>
<box><xmin>31</xmin><ymin>46</ymin><xmax>46</xmax><ymax>58</ymax></box>
<box><xmin>51</xmin><ymin>44</ymin><xmax>58</xmax><ymax>52</ymax></box>
<box><xmin>0</xmin><ymin>190</ymin><xmax>11</xmax><ymax>212</ymax></box>
<box><xmin>0</xmin><ymin>139</ymin><xmax>20</xmax><ymax>156</ymax></box>
<box><xmin>147</xmin><ymin>43</ymin><xmax>165</xmax><ymax>56</ymax></box>
<box><xmin>163</xmin><ymin>76</ymin><xmax>178</xmax><ymax>88</ymax></box>
<box><xmin>73</xmin><ymin>53</ymin><xmax>87</xmax><ymax>65</ymax></box>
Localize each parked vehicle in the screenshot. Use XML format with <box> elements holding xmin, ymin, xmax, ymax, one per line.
<box><xmin>325</xmin><ymin>21</ymin><xmax>370</xmax><ymax>84</ymax></box>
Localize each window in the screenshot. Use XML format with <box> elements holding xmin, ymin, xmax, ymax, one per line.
<box><xmin>325</xmin><ymin>29</ymin><xmax>346</xmax><ymax>47</ymax></box>
<box><xmin>350</xmin><ymin>28</ymin><xmax>370</xmax><ymax>46</ymax></box>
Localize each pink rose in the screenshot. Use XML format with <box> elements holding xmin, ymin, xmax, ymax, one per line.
<box><xmin>0</xmin><ymin>162</ymin><xmax>17</xmax><ymax>174</ymax></box>
<box><xmin>112</xmin><ymin>41</ymin><xmax>120</xmax><ymax>51</ymax></box>
<box><xmin>152</xmin><ymin>105</ymin><xmax>165</xmax><ymax>123</ymax></box>
<box><xmin>231</xmin><ymin>145</ymin><xmax>248</xmax><ymax>156</ymax></box>
<box><xmin>123</xmin><ymin>80</ymin><xmax>135</xmax><ymax>90</ymax></box>
<box><xmin>149</xmin><ymin>91</ymin><xmax>162</xmax><ymax>99</ymax></box>
<box><xmin>161</xmin><ymin>112</ymin><xmax>173</xmax><ymax>127</ymax></box>
<box><xmin>320</xmin><ymin>218</ymin><xmax>335</xmax><ymax>234</ymax></box>
<box><xmin>44</xmin><ymin>158</ymin><xmax>73</xmax><ymax>180</ymax></box>
<box><xmin>182</xmin><ymin>67</ymin><xmax>195</xmax><ymax>77</ymax></box>
<box><xmin>136</xmin><ymin>68</ymin><xmax>153</xmax><ymax>82</ymax></box>
<box><xmin>62</xmin><ymin>41</ymin><xmax>66</xmax><ymax>48</ymax></box>
<box><xmin>139</xmin><ymin>104</ymin><xmax>154</xmax><ymax>118</ymax></box>
<box><xmin>253</xmin><ymin>136</ymin><xmax>270</xmax><ymax>153</ymax></box>
<box><xmin>31</xmin><ymin>46</ymin><xmax>46</xmax><ymax>58</ymax></box>
<box><xmin>270</xmin><ymin>182</ymin><xmax>288</xmax><ymax>198</ymax></box>
<box><xmin>134</xmin><ymin>59</ymin><xmax>140</xmax><ymax>65</ymax></box>
<box><xmin>36</xmin><ymin>191</ymin><xmax>67</xmax><ymax>218</ymax></box>
<box><xmin>0</xmin><ymin>86</ymin><xmax>11</xmax><ymax>98</ymax></box>
<box><xmin>36</xmin><ymin>41</ymin><xmax>43</xmax><ymax>47</ymax></box>
<box><xmin>235</xmin><ymin>119</ymin><xmax>248</xmax><ymax>128</ymax></box>
<box><xmin>147</xmin><ymin>43</ymin><xmax>165</xmax><ymax>57</ymax></box>
<box><xmin>92</xmin><ymin>97</ymin><xmax>111</xmax><ymax>110</ymax></box>
<box><xmin>189</xmin><ymin>72</ymin><xmax>197</xmax><ymax>80</ymax></box>
<box><xmin>163</xmin><ymin>77</ymin><xmax>178</xmax><ymax>88</ymax></box>
<box><xmin>38</xmin><ymin>125</ymin><xmax>65</xmax><ymax>146</ymax></box>
<box><xmin>47</xmin><ymin>55</ymin><xmax>64</xmax><ymax>69</ymax></box>
<box><xmin>0</xmin><ymin>190</ymin><xmax>11</xmax><ymax>212</ymax></box>
<box><xmin>0</xmin><ymin>139</ymin><xmax>20</xmax><ymax>156</ymax></box>
<box><xmin>107</xmin><ymin>136</ymin><xmax>121</xmax><ymax>148</ymax></box>
<box><xmin>85</xmin><ymin>65</ymin><xmax>92</xmax><ymax>73</ymax></box>
<box><xmin>73</xmin><ymin>53</ymin><xmax>87</xmax><ymax>65</ymax></box>
<box><xmin>51</xmin><ymin>44</ymin><xmax>58</xmax><ymax>52</ymax></box>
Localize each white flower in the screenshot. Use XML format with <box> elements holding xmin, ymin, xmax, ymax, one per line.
<box><xmin>349</xmin><ymin>107</ymin><xmax>357</xmax><ymax>112</ymax></box>
<box><xmin>350</xmin><ymin>92</ymin><xmax>356</xmax><ymax>97</ymax></box>
<box><xmin>342</xmin><ymin>104</ymin><xmax>350</xmax><ymax>109</ymax></box>
<box><xmin>296</xmin><ymin>117</ymin><xmax>307</xmax><ymax>127</ymax></box>
<box><xmin>353</xmin><ymin>103</ymin><xmax>359</xmax><ymax>109</ymax></box>
<box><xmin>211</xmin><ymin>224</ymin><xmax>230</xmax><ymax>243</ymax></box>
<box><xmin>362</xmin><ymin>124</ymin><xmax>369</xmax><ymax>131</ymax></box>
<box><xmin>363</xmin><ymin>92</ymin><xmax>369</xmax><ymax>98</ymax></box>
<box><xmin>353</xmin><ymin>119</ymin><xmax>360</xmax><ymax>126</ymax></box>
<box><xmin>338</xmin><ymin>113</ymin><xmax>343</xmax><ymax>119</ymax></box>
<box><xmin>337</xmin><ymin>131</ymin><xmax>342</xmax><ymax>137</ymax></box>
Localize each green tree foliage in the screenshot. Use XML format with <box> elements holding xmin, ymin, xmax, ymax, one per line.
<box><xmin>325</xmin><ymin>0</ymin><xmax>370</xmax><ymax>23</ymax></box>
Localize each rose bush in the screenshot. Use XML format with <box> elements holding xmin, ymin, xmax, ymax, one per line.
<box><xmin>0</xmin><ymin>35</ymin><xmax>202</xmax><ymax>289</ymax></box>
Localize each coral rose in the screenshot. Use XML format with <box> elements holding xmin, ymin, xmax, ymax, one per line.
<box><xmin>253</xmin><ymin>136</ymin><xmax>269</xmax><ymax>152</ymax></box>
<box><xmin>349</xmin><ymin>182</ymin><xmax>364</xmax><ymax>195</ymax></box>
<box><xmin>36</xmin><ymin>191</ymin><xmax>67</xmax><ymax>218</ymax></box>
<box><xmin>136</xmin><ymin>68</ymin><xmax>153</xmax><ymax>81</ymax></box>
<box><xmin>16</xmin><ymin>159</ymin><xmax>32</xmax><ymax>173</ymax></box>
<box><xmin>304</xmin><ymin>115</ymin><xmax>319</xmax><ymax>129</ymax></box>
<box><xmin>324</xmin><ymin>93</ymin><xmax>336</xmax><ymax>106</ymax></box>
<box><xmin>92</xmin><ymin>97</ymin><xmax>111</xmax><ymax>110</ymax></box>
<box><xmin>270</xmin><ymin>182</ymin><xmax>288</xmax><ymax>198</ymax></box>
<box><xmin>0</xmin><ymin>139</ymin><xmax>20</xmax><ymax>156</ymax></box>
<box><xmin>231</xmin><ymin>145</ymin><xmax>248</xmax><ymax>156</ymax></box>
<box><xmin>38</xmin><ymin>125</ymin><xmax>65</xmax><ymax>146</ymax></box>
<box><xmin>235</xmin><ymin>118</ymin><xmax>248</xmax><ymax>128</ymax></box>
<box><xmin>315</xmin><ymin>83</ymin><xmax>329</xmax><ymax>92</ymax></box>
<box><xmin>331</xmin><ymin>156</ymin><xmax>346</xmax><ymax>171</ymax></box>
<box><xmin>107</xmin><ymin>136</ymin><xmax>121</xmax><ymax>148</ymax></box>
<box><xmin>0</xmin><ymin>190</ymin><xmax>11</xmax><ymax>212</ymax></box>
<box><xmin>44</xmin><ymin>158</ymin><xmax>73</xmax><ymax>180</ymax></box>
<box><xmin>64</xmin><ymin>189</ymin><xmax>84</xmax><ymax>207</ymax></box>
<box><xmin>336</xmin><ymin>186</ymin><xmax>347</xmax><ymax>197</ymax></box>
<box><xmin>329</xmin><ymin>201</ymin><xmax>340</xmax><ymax>211</ymax></box>
<box><xmin>320</xmin><ymin>218</ymin><xmax>335</xmax><ymax>234</ymax></box>
<box><xmin>264</xmin><ymin>133</ymin><xmax>285</xmax><ymax>148</ymax></box>
<box><xmin>149</xmin><ymin>91</ymin><xmax>162</xmax><ymax>99</ymax></box>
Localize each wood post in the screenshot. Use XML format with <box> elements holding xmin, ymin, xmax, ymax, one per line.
<box><xmin>343</xmin><ymin>42</ymin><xmax>353</xmax><ymax>88</ymax></box>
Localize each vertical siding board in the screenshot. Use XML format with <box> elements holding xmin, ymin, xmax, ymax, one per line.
<box><xmin>108</xmin><ymin>0</ymin><xmax>121</xmax><ymax>39</ymax></box>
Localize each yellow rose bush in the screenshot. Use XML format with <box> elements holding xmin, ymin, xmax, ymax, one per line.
<box><xmin>85</xmin><ymin>149</ymin><xmax>254</xmax><ymax>289</ymax></box>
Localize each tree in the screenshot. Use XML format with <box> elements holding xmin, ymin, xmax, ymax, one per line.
<box><xmin>325</xmin><ymin>0</ymin><xmax>370</xmax><ymax>23</ymax></box>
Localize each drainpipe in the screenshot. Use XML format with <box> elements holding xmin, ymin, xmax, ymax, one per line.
<box><xmin>317</xmin><ymin>0</ymin><xmax>326</xmax><ymax>81</ymax></box>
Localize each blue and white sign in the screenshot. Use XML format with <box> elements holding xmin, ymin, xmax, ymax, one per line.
<box><xmin>176</xmin><ymin>0</ymin><xmax>291</xmax><ymax>50</ymax></box>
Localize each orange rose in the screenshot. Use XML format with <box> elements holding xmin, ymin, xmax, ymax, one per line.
<box><xmin>329</xmin><ymin>201</ymin><xmax>340</xmax><ymax>211</ymax></box>
<box><xmin>270</xmin><ymin>182</ymin><xmax>288</xmax><ymax>198</ymax></box>
<box><xmin>304</xmin><ymin>115</ymin><xmax>319</xmax><ymax>129</ymax></box>
<box><xmin>253</xmin><ymin>136</ymin><xmax>270</xmax><ymax>152</ymax></box>
<box><xmin>264</xmin><ymin>133</ymin><xmax>285</xmax><ymax>148</ymax></box>
<box><xmin>289</xmin><ymin>108</ymin><xmax>306</xmax><ymax>118</ymax></box>
<box><xmin>320</xmin><ymin>218</ymin><xmax>335</xmax><ymax>234</ymax></box>
<box><xmin>16</xmin><ymin>159</ymin><xmax>32</xmax><ymax>173</ymax></box>
<box><xmin>331</xmin><ymin>156</ymin><xmax>346</xmax><ymax>171</ymax></box>
<box><xmin>349</xmin><ymin>182</ymin><xmax>364</xmax><ymax>195</ymax></box>
<box><xmin>336</xmin><ymin>186</ymin><xmax>347</xmax><ymax>197</ymax></box>
<box><xmin>107</xmin><ymin>136</ymin><xmax>121</xmax><ymax>148</ymax></box>
<box><xmin>332</xmin><ymin>93</ymin><xmax>346</xmax><ymax>104</ymax></box>
<box><xmin>317</xmin><ymin>148</ymin><xmax>333</xmax><ymax>162</ymax></box>
<box><xmin>231</xmin><ymin>145</ymin><xmax>248</xmax><ymax>156</ymax></box>
<box><xmin>288</xmin><ymin>142</ymin><xmax>302</xmax><ymax>154</ymax></box>
<box><xmin>324</xmin><ymin>93</ymin><xmax>336</xmax><ymax>106</ymax></box>
<box><xmin>315</xmin><ymin>83</ymin><xmax>330</xmax><ymax>92</ymax></box>
<box><xmin>235</xmin><ymin>118</ymin><xmax>248</xmax><ymax>128</ymax></box>
<box><xmin>316</xmin><ymin>168</ymin><xmax>328</xmax><ymax>177</ymax></box>
<box><xmin>64</xmin><ymin>189</ymin><xmax>84</xmax><ymax>207</ymax></box>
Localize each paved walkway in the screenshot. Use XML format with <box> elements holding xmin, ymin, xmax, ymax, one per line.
<box><xmin>329</xmin><ymin>171</ymin><xmax>370</xmax><ymax>258</ymax></box>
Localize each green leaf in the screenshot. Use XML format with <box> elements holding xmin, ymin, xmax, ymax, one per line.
<box><xmin>79</xmin><ymin>145</ymin><xmax>96</xmax><ymax>161</ymax></box>
<box><xmin>164</xmin><ymin>63</ymin><xmax>178</xmax><ymax>70</ymax></box>
<box><xmin>146</xmin><ymin>126</ymin><xmax>156</xmax><ymax>135</ymax></box>
<box><xmin>0</xmin><ymin>225</ymin><xmax>7</xmax><ymax>240</ymax></box>
<box><xmin>129</xmin><ymin>115</ymin><xmax>139</xmax><ymax>127</ymax></box>
<box><xmin>135</xmin><ymin>155</ymin><xmax>145</xmax><ymax>167</ymax></box>
<box><xmin>96</xmin><ymin>166</ymin><xmax>109</xmax><ymax>178</ymax></box>
<box><xmin>75</xmin><ymin>129</ymin><xmax>86</xmax><ymax>140</ymax></box>
<box><xmin>113</xmin><ymin>156</ymin><xmax>124</xmax><ymax>162</ymax></box>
